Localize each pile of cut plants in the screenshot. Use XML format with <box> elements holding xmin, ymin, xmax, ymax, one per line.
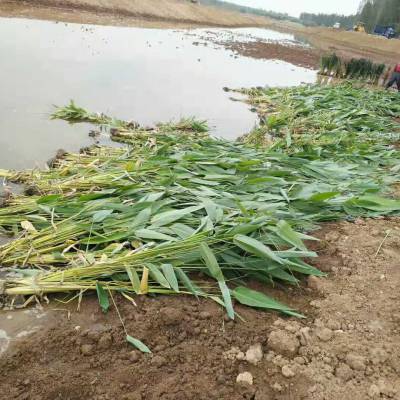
<box><xmin>0</xmin><ymin>83</ymin><xmax>400</xmax><ymax>329</ymax></box>
<box><xmin>319</xmin><ymin>53</ymin><xmax>386</xmax><ymax>83</ymax></box>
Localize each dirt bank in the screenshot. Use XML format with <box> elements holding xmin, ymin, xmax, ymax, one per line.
<box><xmin>0</xmin><ymin>0</ymin><xmax>270</xmax><ymax>28</ymax></box>
<box><xmin>218</xmin><ymin>40</ymin><xmax>320</xmax><ymax>69</ymax></box>
<box><xmin>1</xmin><ymin>217</ymin><xmax>399</xmax><ymax>400</ymax></box>
<box><xmin>265</xmin><ymin>20</ymin><xmax>400</xmax><ymax>66</ymax></box>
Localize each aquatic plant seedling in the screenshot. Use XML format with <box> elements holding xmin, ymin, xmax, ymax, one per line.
<box><xmin>320</xmin><ymin>53</ymin><xmax>342</xmax><ymax>77</ymax></box>
<box><xmin>319</xmin><ymin>54</ymin><xmax>386</xmax><ymax>83</ymax></box>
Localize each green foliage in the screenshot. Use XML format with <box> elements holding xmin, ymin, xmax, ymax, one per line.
<box><xmin>359</xmin><ymin>0</ymin><xmax>400</xmax><ymax>33</ymax></box>
<box><xmin>320</xmin><ymin>53</ymin><xmax>343</xmax><ymax>77</ymax></box>
<box><xmin>320</xmin><ymin>53</ymin><xmax>386</xmax><ymax>82</ymax></box>
<box><xmin>51</xmin><ymin>100</ymin><xmax>129</xmax><ymax>129</ymax></box>
<box><xmin>241</xmin><ymin>82</ymin><xmax>400</xmax><ymax>155</ymax></box>
<box><xmin>126</xmin><ymin>335</ymin><xmax>151</xmax><ymax>353</ymax></box>
<box><xmin>1</xmin><ymin>84</ymin><xmax>400</xmax><ymax>318</ymax></box>
<box><xmin>96</xmin><ymin>282</ymin><xmax>110</xmax><ymax>313</ymax></box>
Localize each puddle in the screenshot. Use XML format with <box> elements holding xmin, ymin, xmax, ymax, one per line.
<box><xmin>0</xmin><ymin>308</ymin><xmax>49</xmax><ymax>356</ymax></box>
<box><xmin>0</xmin><ymin>18</ymin><xmax>316</xmax><ymax>170</ymax></box>
<box><xmin>0</xmin><ymin>329</ymin><xmax>10</xmax><ymax>355</ymax></box>
<box><xmin>189</xmin><ymin>27</ymin><xmax>309</xmax><ymax>47</ymax></box>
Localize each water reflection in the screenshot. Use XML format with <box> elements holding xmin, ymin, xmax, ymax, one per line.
<box><xmin>0</xmin><ymin>18</ymin><xmax>316</xmax><ymax>170</ymax></box>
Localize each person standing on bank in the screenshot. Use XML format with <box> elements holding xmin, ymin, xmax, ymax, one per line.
<box><xmin>386</xmin><ymin>63</ymin><xmax>400</xmax><ymax>91</ymax></box>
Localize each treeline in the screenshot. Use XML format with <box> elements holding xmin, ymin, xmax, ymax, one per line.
<box><xmin>359</xmin><ymin>0</ymin><xmax>400</xmax><ymax>32</ymax></box>
<box><xmin>299</xmin><ymin>13</ymin><xmax>357</xmax><ymax>29</ymax></box>
<box><xmin>199</xmin><ymin>0</ymin><xmax>400</xmax><ymax>33</ymax></box>
<box><xmin>200</xmin><ymin>1</ymin><xmax>357</xmax><ymax>29</ymax></box>
<box><xmin>200</xmin><ymin>0</ymin><xmax>298</xmax><ymax>22</ymax></box>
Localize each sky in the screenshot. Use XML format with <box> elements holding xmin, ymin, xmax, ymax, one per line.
<box><xmin>227</xmin><ymin>0</ymin><xmax>361</xmax><ymax>17</ymax></box>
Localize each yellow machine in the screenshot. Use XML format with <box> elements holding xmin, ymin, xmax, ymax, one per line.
<box><xmin>354</xmin><ymin>22</ymin><xmax>366</xmax><ymax>33</ymax></box>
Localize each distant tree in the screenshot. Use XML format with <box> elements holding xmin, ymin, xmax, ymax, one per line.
<box><xmin>359</xmin><ymin>0</ymin><xmax>400</xmax><ymax>32</ymax></box>
<box><xmin>200</xmin><ymin>0</ymin><xmax>298</xmax><ymax>22</ymax></box>
<box><xmin>299</xmin><ymin>13</ymin><xmax>357</xmax><ymax>29</ymax></box>
<box><xmin>360</xmin><ymin>1</ymin><xmax>376</xmax><ymax>31</ymax></box>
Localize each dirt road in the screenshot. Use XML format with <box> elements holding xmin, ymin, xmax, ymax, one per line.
<box><xmin>288</xmin><ymin>24</ymin><xmax>400</xmax><ymax>65</ymax></box>
<box><xmin>1</xmin><ymin>218</ymin><xmax>399</xmax><ymax>400</ymax></box>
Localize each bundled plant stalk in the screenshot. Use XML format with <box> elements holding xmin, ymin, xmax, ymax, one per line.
<box><xmin>320</xmin><ymin>53</ymin><xmax>342</xmax><ymax>78</ymax></box>
<box><xmin>1</xmin><ymin>86</ymin><xmax>400</xmax><ymax>320</ymax></box>
<box><xmin>319</xmin><ymin>53</ymin><xmax>386</xmax><ymax>83</ymax></box>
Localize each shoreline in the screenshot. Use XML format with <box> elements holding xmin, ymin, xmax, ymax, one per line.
<box><xmin>1</xmin><ymin>0</ymin><xmax>398</xmax><ymax>65</ymax></box>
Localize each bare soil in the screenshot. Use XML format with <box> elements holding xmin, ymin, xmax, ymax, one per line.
<box><xmin>264</xmin><ymin>20</ymin><xmax>400</xmax><ymax>66</ymax></box>
<box><xmin>0</xmin><ymin>0</ymin><xmax>270</xmax><ymax>28</ymax></box>
<box><xmin>1</xmin><ymin>217</ymin><xmax>399</xmax><ymax>400</ymax></box>
<box><xmin>218</xmin><ymin>41</ymin><xmax>320</xmax><ymax>69</ymax></box>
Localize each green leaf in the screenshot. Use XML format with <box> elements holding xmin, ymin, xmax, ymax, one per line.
<box><xmin>126</xmin><ymin>266</ymin><xmax>141</xmax><ymax>294</ymax></box>
<box><xmin>200</xmin><ymin>243</ymin><xmax>223</xmax><ymax>281</ymax></box>
<box><xmin>268</xmin><ymin>267</ymin><xmax>298</xmax><ymax>284</ymax></box>
<box><xmin>81</xmin><ymin>230</ymin><xmax>131</xmax><ymax>245</ymax></box>
<box><xmin>135</xmin><ymin>229</ymin><xmax>176</xmax><ymax>241</ymax></box>
<box><xmin>275</xmin><ymin>220</ymin><xmax>307</xmax><ymax>251</ymax></box>
<box><xmin>126</xmin><ymin>335</ymin><xmax>151</xmax><ymax>353</ymax></box>
<box><xmin>274</xmin><ymin>250</ymin><xmax>318</xmax><ymax>258</ymax></box>
<box><xmin>170</xmin><ymin>223</ymin><xmax>195</xmax><ymax>239</ymax></box>
<box><xmin>96</xmin><ymin>282</ymin><xmax>110</xmax><ymax>313</ymax></box>
<box><xmin>125</xmin><ymin>161</ymin><xmax>136</xmax><ymax>172</ymax></box>
<box><xmin>286</xmin><ymin>260</ymin><xmax>325</xmax><ymax>276</ymax></box>
<box><xmin>200</xmin><ymin>243</ymin><xmax>234</xmax><ymax>319</ymax></box>
<box><xmin>309</xmin><ymin>192</ymin><xmax>340</xmax><ymax>202</ymax></box>
<box><xmin>232</xmin><ymin>287</ymin><xmax>304</xmax><ymax>318</ymax></box>
<box><xmin>150</xmin><ymin>205</ymin><xmax>203</xmax><ymax>227</ymax></box>
<box><xmin>234</xmin><ymin>234</ymin><xmax>284</xmax><ymax>264</ymax></box>
<box><xmin>229</xmin><ymin>223</ymin><xmax>261</xmax><ymax>236</ymax></box>
<box><xmin>201</xmin><ymin>198</ymin><xmax>218</xmax><ymax>221</ymax></box>
<box><xmin>219</xmin><ymin>281</ymin><xmax>235</xmax><ymax>320</ymax></box>
<box><xmin>146</xmin><ymin>264</ymin><xmax>171</xmax><ymax>289</ymax></box>
<box><xmin>92</xmin><ymin>210</ymin><xmax>113</xmax><ymax>223</ymax></box>
<box><xmin>132</xmin><ymin>207</ymin><xmax>152</xmax><ymax>227</ymax></box>
<box><xmin>176</xmin><ymin>268</ymin><xmax>201</xmax><ymax>297</ymax></box>
<box><xmin>351</xmin><ymin>195</ymin><xmax>400</xmax><ymax>212</ymax></box>
<box><xmin>161</xmin><ymin>264</ymin><xmax>179</xmax><ymax>292</ymax></box>
<box><xmin>36</xmin><ymin>194</ymin><xmax>61</xmax><ymax>204</ymax></box>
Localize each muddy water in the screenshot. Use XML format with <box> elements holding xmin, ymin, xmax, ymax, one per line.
<box><xmin>0</xmin><ymin>307</ymin><xmax>51</xmax><ymax>356</ymax></box>
<box><xmin>0</xmin><ymin>17</ymin><xmax>316</xmax><ymax>170</ymax></box>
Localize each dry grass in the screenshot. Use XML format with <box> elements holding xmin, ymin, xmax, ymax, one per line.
<box><xmin>0</xmin><ymin>0</ymin><xmax>271</xmax><ymax>28</ymax></box>
<box><xmin>266</xmin><ymin>19</ymin><xmax>400</xmax><ymax>65</ymax></box>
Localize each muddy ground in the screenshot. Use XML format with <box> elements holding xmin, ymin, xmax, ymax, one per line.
<box><xmin>1</xmin><ymin>217</ymin><xmax>399</xmax><ymax>400</ymax></box>
<box><xmin>216</xmin><ymin>40</ymin><xmax>319</xmax><ymax>69</ymax></box>
<box><xmin>0</xmin><ymin>0</ymin><xmax>269</xmax><ymax>28</ymax></box>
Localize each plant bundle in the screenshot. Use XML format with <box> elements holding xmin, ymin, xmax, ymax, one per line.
<box><xmin>1</xmin><ymin>84</ymin><xmax>400</xmax><ymax>319</ymax></box>
<box><xmin>319</xmin><ymin>53</ymin><xmax>342</xmax><ymax>77</ymax></box>
<box><xmin>320</xmin><ymin>54</ymin><xmax>387</xmax><ymax>83</ymax></box>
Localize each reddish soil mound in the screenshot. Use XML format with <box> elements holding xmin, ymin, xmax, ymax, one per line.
<box><xmin>221</xmin><ymin>41</ymin><xmax>320</xmax><ymax>69</ymax></box>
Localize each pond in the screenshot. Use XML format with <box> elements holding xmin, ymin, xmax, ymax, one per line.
<box><xmin>0</xmin><ymin>17</ymin><xmax>316</xmax><ymax>170</ymax></box>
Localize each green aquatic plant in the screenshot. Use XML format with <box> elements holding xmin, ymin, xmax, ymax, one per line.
<box><xmin>321</xmin><ymin>54</ymin><xmax>386</xmax><ymax>83</ymax></box>
<box><xmin>1</xmin><ymin>84</ymin><xmax>399</xmax><ymax>318</ymax></box>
